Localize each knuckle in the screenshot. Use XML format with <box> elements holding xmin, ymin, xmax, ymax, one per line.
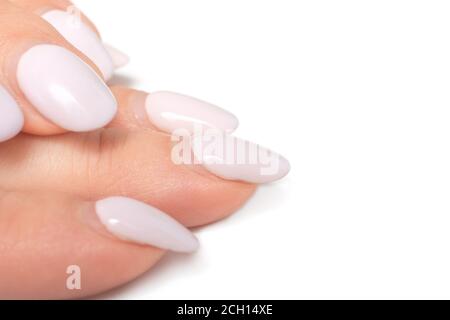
<box><xmin>82</xmin><ymin>129</ymin><xmax>132</xmax><ymax>192</ymax></box>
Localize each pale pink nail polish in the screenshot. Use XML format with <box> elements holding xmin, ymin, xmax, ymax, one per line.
<box><xmin>95</xmin><ymin>197</ymin><xmax>199</xmax><ymax>253</ymax></box>
<box><xmin>42</xmin><ymin>9</ymin><xmax>115</xmax><ymax>80</ymax></box>
<box><xmin>145</xmin><ymin>91</ymin><xmax>239</xmax><ymax>134</ymax></box>
<box><xmin>0</xmin><ymin>85</ymin><xmax>23</xmax><ymax>142</ymax></box>
<box><xmin>17</xmin><ymin>44</ymin><xmax>117</xmax><ymax>132</ymax></box>
<box><xmin>104</xmin><ymin>44</ymin><xmax>130</xmax><ymax>69</ymax></box>
<box><xmin>192</xmin><ymin>134</ymin><xmax>290</xmax><ymax>184</ymax></box>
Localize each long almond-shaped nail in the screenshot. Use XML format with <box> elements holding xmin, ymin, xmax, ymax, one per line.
<box><xmin>95</xmin><ymin>197</ymin><xmax>199</xmax><ymax>253</ymax></box>
<box><xmin>145</xmin><ymin>92</ymin><xmax>239</xmax><ymax>134</ymax></box>
<box><xmin>192</xmin><ymin>134</ymin><xmax>290</xmax><ymax>184</ymax></box>
<box><xmin>41</xmin><ymin>9</ymin><xmax>114</xmax><ymax>80</ymax></box>
<box><xmin>0</xmin><ymin>85</ymin><xmax>24</xmax><ymax>142</ymax></box>
<box><xmin>17</xmin><ymin>44</ymin><xmax>117</xmax><ymax>132</ymax></box>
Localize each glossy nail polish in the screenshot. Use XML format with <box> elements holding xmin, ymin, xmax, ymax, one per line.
<box><xmin>41</xmin><ymin>9</ymin><xmax>114</xmax><ymax>80</ymax></box>
<box><xmin>17</xmin><ymin>44</ymin><xmax>117</xmax><ymax>132</ymax></box>
<box><xmin>192</xmin><ymin>134</ymin><xmax>291</xmax><ymax>184</ymax></box>
<box><xmin>95</xmin><ymin>197</ymin><xmax>199</xmax><ymax>253</ymax></box>
<box><xmin>0</xmin><ymin>85</ymin><xmax>24</xmax><ymax>142</ymax></box>
<box><xmin>145</xmin><ymin>92</ymin><xmax>239</xmax><ymax>134</ymax></box>
<box><xmin>104</xmin><ymin>44</ymin><xmax>130</xmax><ymax>69</ymax></box>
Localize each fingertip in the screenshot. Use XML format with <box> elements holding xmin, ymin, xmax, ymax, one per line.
<box><xmin>104</xmin><ymin>44</ymin><xmax>130</xmax><ymax>69</ymax></box>
<box><xmin>0</xmin><ymin>190</ymin><xmax>169</xmax><ymax>299</ymax></box>
<box><xmin>93</xmin><ymin>196</ymin><xmax>200</xmax><ymax>253</ymax></box>
<box><xmin>16</xmin><ymin>44</ymin><xmax>118</xmax><ymax>132</ymax></box>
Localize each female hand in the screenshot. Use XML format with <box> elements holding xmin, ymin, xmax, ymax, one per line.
<box><xmin>0</xmin><ymin>0</ymin><xmax>290</xmax><ymax>299</ymax></box>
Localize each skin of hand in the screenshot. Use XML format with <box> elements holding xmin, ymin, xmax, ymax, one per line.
<box><xmin>0</xmin><ymin>0</ymin><xmax>254</xmax><ymax>298</ymax></box>
<box><xmin>0</xmin><ymin>0</ymin><xmax>117</xmax><ymax>137</ymax></box>
<box><xmin>0</xmin><ymin>86</ymin><xmax>257</xmax><ymax>299</ymax></box>
<box><xmin>0</xmin><ymin>0</ymin><xmax>289</xmax><ymax>299</ymax></box>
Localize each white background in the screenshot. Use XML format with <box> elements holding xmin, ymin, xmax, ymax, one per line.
<box><xmin>78</xmin><ymin>0</ymin><xmax>450</xmax><ymax>299</ymax></box>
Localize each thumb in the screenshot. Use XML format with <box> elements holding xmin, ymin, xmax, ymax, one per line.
<box><xmin>0</xmin><ymin>191</ymin><xmax>198</xmax><ymax>299</ymax></box>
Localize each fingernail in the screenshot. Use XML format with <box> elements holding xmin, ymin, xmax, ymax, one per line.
<box><xmin>104</xmin><ymin>44</ymin><xmax>130</xmax><ymax>69</ymax></box>
<box><xmin>0</xmin><ymin>85</ymin><xmax>24</xmax><ymax>142</ymax></box>
<box><xmin>192</xmin><ymin>134</ymin><xmax>291</xmax><ymax>184</ymax></box>
<box><xmin>145</xmin><ymin>91</ymin><xmax>239</xmax><ymax>134</ymax></box>
<box><xmin>94</xmin><ymin>197</ymin><xmax>199</xmax><ymax>253</ymax></box>
<box><xmin>41</xmin><ymin>9</ymin><xmax>114</xmax><ymax>80</ymax></box>
<box><xmin>17</xmin><ymin>44</ymin><xmax>117</xmax><ymax>132</ymax></box>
